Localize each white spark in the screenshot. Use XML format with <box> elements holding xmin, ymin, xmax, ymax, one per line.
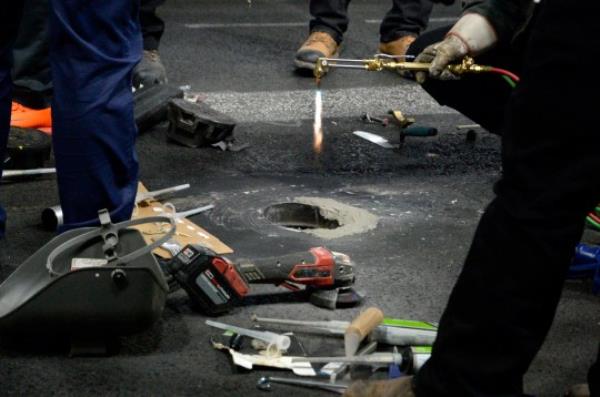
<box><xmin>313</xmin><ymin>89</ymin><xmax>323</xmax><ymax>154</ymax></box>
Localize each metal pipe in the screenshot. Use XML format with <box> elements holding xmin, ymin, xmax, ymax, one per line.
<box><xmin>42</xmin><ymin>183</ymin><xmax>193</xmax><ymax>231</ymax></box>
<box><xmin>256</xmin><ymin>376</ymin><xmax>348</xmax><ymax>394</ymax></box>
<box><xmin>330</xmin><ymin>340</ymin><xmax>378</xmax><ymax>382</ymax></box>
<box><xmin>172</xmin><ymin>204</ymin><xmax>214</xmax><ymax>219</ymax></box>
<box><xmin>293</xmin><ymin>352</ymin><xmax>404</xmax><ymax>365</ymax></box>
<box><xmin>41</xmin><ymin>205</ymin><xmax>63</xmax><ymax>231</ymax></box>
<box><xmin>2</xmin><ymin>168</ymin><xmax>56</xmax><ymax>178</ymax></box>
<box><xmin>135</xmin><ymin>183</ymin><xmax>191</xmax><ymax>203</ymax></box>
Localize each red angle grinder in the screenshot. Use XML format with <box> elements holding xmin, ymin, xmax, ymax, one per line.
<box><xmin>164</xmin><ymin>245</ymin><xmax>362</xmax><ymax>315</ymax></box>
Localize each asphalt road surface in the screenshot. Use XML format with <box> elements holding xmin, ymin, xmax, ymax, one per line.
<box><xmin>0</xmin><ymin>1</ymin><xmax>598</xmax><ymax>396</ymax></box>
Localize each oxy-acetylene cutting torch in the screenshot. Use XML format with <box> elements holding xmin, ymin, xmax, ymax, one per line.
<box><xmin>314</xmin><ymin>55</ymin><xmax>520</xmax><ymax>86</ymax></box>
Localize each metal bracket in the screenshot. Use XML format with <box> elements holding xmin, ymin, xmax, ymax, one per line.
<box><xmin>99</xmin><ymin>209</ymin><xmax>119</xmax><ymax>263</ymax></box>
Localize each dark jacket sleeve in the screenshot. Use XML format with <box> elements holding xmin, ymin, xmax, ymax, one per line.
<box><xmin>461</xmin><ymin>0</ymin><xmax>533</xmax><ymax>43</ymax></box>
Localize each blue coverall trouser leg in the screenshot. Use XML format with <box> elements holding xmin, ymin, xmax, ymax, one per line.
<box><xmin>49</xmin><ymin>0</ymin><xmax>141</xmax><ymax>231</ymax></box>
<box><xmin>0</xmin><ymin>0</ymin><xmax>141</xmax><ymax>239</ymax></box>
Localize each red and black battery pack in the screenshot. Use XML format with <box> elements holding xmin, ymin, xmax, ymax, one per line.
<box><xmin>168</xmin><ymin>245</ymin><xmax>249</xmax><ymax>315</ymax></box>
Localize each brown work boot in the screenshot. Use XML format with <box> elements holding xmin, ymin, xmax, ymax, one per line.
<box><xmin>379</xmin><ymin>35</ymin><xmax>417</xmax><ymax>58</ymax></box>
<box><xmin>343</xmin><ymin>377</ymin><xmax>415</xmax><ymax>397</ymax></box>
<box><xmin>565</xmin><ymin>384</ymin><xmax>591</xmax><ymax>397</ymax></box>
<box><xmin>133</xmin><ymin>50</ymin><xmax>167</xmax><ymax>89</ymax></box>
<box><xmin>295</xmin><ymin>31</ymin><xmax>340</xmax><ymax>71</ymax></box>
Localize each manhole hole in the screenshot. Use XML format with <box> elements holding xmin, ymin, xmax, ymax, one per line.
<box><xmin>264</xmin><ymin>203</ymin><xmax>340</xmax><ymax>230</ymax></box>
<box><xmin>262</xmin><ymin>198</ymin><xmax>379</xmax><ymax>239</ymax></box>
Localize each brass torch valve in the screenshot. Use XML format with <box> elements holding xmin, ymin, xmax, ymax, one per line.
<box><xmin>445</xmin><ymin>56</ymin><xmax>491</xmax><ymax>75</ymax></box>
<box><xmin>314</xmin><ymin>55</ymin><xmax>491</xmax><ymax>80</ymax></box>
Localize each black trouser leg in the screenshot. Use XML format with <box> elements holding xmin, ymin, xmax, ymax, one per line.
<box><xmin>309</xmin><ymin>0</ymin><xmax>351</xmax><ymax>44</ymax></box>
<box><xmin>590</xmin><ymin>346</ymin><xmax>599</xmax><ymax>396</ymax></box>
<box><xmin>10</xmin><ymin>0</ymin><xmax>163</xmax><ymax>109</ymax></box>
<box><xmin>1</xmin><ymin>1</ymin><xmax>24</xmax><ymax>237</ymax></box>
<box><xmin>413</xmin><ymin>0</ymin><xmax>600</xmax><ymax>395</ymax></box>
<box><xmin>11</xmin><ymin>0</ymin><xmax>51</xmax><ymax>108</ymax></box>
<box><xmin>379</xmin><ymin>0</ymin><xmax>433</xmax><ymax>43</ymax></box>
<box><xmin>407</xmin><ymin>26</ymin><xmax>520</xmax><ymax>135</ymax></box>
<box><xmin>140</xmin><ymin>0</ymin><xmax>165</xmax><ymax>51</ymax></box>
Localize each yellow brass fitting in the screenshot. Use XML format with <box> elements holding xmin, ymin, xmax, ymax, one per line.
<box><xmin>365</xmin><ymin>59</ymin><xmax>386</xmax><ymax>72</ymax></box>
<box><xmin>379</xmin><ymin>56</ymin><xmax>487</xmax><ymax>75</ymax></box>
<box><xmin>314</xmin><ymin>58</ymin><xmax>328</xmax><ymax>81</ymax></box>
<box><xmin>446</xmin><ymin>56</ymin><xmax>491</xmax><ymax>75</ymax></box>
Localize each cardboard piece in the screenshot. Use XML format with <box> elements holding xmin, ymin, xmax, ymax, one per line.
<box><xmin>132</xmin><ymin>183</ymin><xmax>233</xmax><ymax>258</ymax></box>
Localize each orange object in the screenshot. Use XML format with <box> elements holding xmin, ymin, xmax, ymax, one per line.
<box><xmin>10</xmin><ymin>102</ymin><xmax>52</xmax><ymax>133</ymax></box>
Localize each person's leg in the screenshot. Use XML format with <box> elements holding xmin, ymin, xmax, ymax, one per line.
<box><xmin>11</xmin><ymin>0</ymin><xmax>51</xmax><ymax>110</ymax></box>
<box><xmin>406</xmin><ymin>26</ymin><xmax>520</xmax><ymax>135</ymax></box>
<box><xmin>49</xmin><ymin>0</ymin><xmax>141</xmax><ymax>230</ymax></box>
<box><xmin>414</xmin><ymin>0</ymin><xmax>600</xmax><ymax>395</ymax></box>
<box><xmin>140</xmin><ymin>0</ymin><xmax>165</xmax><ymax>52</ymax></box>
<box><xmin>378</xmin><ymin>0</ymin><xmax>432</xmax><ymax>56</ymax></box>
<box><xmin>590</xmin><ymin>346</ymin><xmax>599</xmax><ymax>396</ymax></box>
<box><xmin>295</xmin><ymin>0</ymin><xmax>349</xmax><ymax>71</ymax></box>
<box><xmin>134</xmin><ymin>0</ymin><xmax>167</xmax><ymax>88</ymax></box>
<box><xmin>0</xmin><ymin>1</ymin><xmax>24</xmax><ymax>238</ymax></box>
<box><xmin>380</xmin><ymin>0</ymin><xmax>433</xmax><ymax>43</ymax></box>
<box><xmin>309</xmin><ymin>0</ymin><xmax>351</xmax><ymax>44</ymax></box>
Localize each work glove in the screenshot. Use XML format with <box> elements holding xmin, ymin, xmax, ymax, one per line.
<box><xmin>414</xmin><ymin>13</ymin><xmax>497</xmax><ymax>83</ymax></box>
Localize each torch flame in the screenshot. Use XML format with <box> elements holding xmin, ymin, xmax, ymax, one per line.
<box><xmin>313</xmin><ymin>89</ymin><xmax>323</xmax><ymax>154</ymax></box>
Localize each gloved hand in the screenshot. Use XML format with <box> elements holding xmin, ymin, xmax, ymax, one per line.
<box><xmin>414</xmin><ymin>35</ymin><xmax>467</xmax><ymax>83</ymax></box>
<box><xmin>414</xmin><ymin>13</ymin><xmax>497</xmax><ymax>83</ymax></box>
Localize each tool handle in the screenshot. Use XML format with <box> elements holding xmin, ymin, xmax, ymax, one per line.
<box><xmin>46</xmin><ymin>212</ymin><xmax>176</xmax><ymax>277</ymax></box>
<box><xmin>346</xmin><ymin>307</ymin><xmax>384</xmax><ymax>339</ymax></box>
<box><xmin>345</xmin><ymin>307</ymin><xmax>384</xmax><ymax>356</ymax></box>
<box><xmin>237</xmin><ymin>247</ymin><xmax>336</xmax><ymax>287</ymax></box>
<box><xmin>403</xmin><ymin>126</ymin><xmax>438</xmax><ymax>137</ymax></box>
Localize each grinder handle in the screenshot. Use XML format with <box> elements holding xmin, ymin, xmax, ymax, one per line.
<box><xmin>236</xmin><ymin>247</ymin><xmax>335</xmax><ymax>287</ymax></box>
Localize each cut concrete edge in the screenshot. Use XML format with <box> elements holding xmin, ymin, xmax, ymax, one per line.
<box><xmin>293</xmin><ymin>196</ymin><xmax>379</xmax><ymax>239</ymax></box>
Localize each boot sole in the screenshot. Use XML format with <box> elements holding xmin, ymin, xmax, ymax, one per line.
<box><xmin>294</xmin><ymin>48</ymin><xmax>341</xmax><ymax>72</ymax></box>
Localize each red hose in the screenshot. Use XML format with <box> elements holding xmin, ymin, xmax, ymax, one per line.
<box><xmin>489</xmin><ymin>67</ymin><xmax>521</xmax><ymax>83</ymax></box>
<box><xmin>588</xmin><ymin>212</ymin><xmax>600</xmax><ymax>223</ymax></box>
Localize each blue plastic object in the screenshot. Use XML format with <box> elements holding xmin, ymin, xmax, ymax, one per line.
<box><xmin>568</xmin><ymin>243</ymin><xmax>600</xmax><ymax>294</ymax></box>
<box><xmin>388</xmin><ymin>363</ymin><xmax>403</xmax><ymax>379</ymax></box>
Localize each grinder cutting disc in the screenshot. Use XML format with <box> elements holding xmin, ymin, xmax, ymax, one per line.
<box><xmin>5</xmin><ymin>127</ymin><xmax>52</xmax><ymax>170</ymax></box>
<box><xmin>309</xmin><ymin>286</ymin><xmax>364</xmax><ymax>309</ymax></box>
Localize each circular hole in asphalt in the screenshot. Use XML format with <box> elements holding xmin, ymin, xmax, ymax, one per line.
<box><xmin>264</xmin><ymin>203</ymin><xmax>340</xmax><ymax>230</ymax></box>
